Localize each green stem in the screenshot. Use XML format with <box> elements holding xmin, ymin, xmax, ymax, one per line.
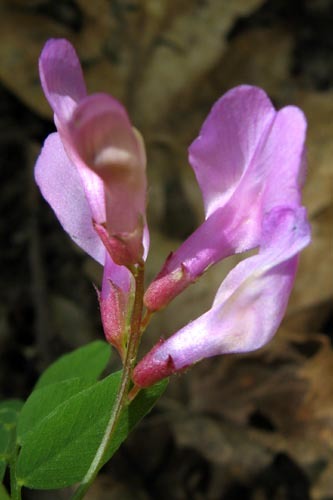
<box><xmin>10</xmin><ymin>460</ymin><xmax>21</xmax><ymax>500</ymax></box>
<box><xmin>72</xmin><ymin>264</ymin><xmax>145</xmax><ymax>500</ymax></box>
<box><xmin>8</xmin><ymin>428</ymin><xmax>21</xmax><ymax>500</ymax></box>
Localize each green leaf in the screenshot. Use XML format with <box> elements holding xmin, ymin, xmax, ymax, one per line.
<box><xmin>0</xmin><ymin>399</ymin><xmax>23</xmax><ymax>480</ymax></box>
<box><xmin>0</xmin><ymin>423</ymin><xmax>10</xmax><ymax>482</ymax></box>
<box><xmin>0</xmin><ymin>458</ymin><xmax>6</xmax><ymax>483</ymax></box>
<box><xmin>16</xmin><ymin>372</ymin><xmax>168</xmax><ymax>489</ymax></box>
<box><xmin>34</xmin><ymin>341</ymin><xmax>111</xmax><ymax>389</ymax></box>
<box><xmin>0</xmin><ymin>400</ymin><xmax>23</xmax><ymax>413</ymax></box>
<box><xmin>0</xmin><ymin>409</ymin><xmax>19</xmax><ymax>428</ymax></box>
<box><xmin>0</xmin><ymin>425</ymin><xmax>10</xmax><ymax>456</ymax></box>
<box><xmin>17</xmin><ymin>372</ymin><xmax>121</xmax><ymax>489</ymax></box>
<box><xmin>104</xmin><ymin>378</ymin><xmax>168</xmax><ymax>464</ymax></box>
<box><xmin>18</xmin><ymin>342</ymin><xmax>111</xmax><ymax>444</ymax></box>
<box><xmin>17</xmin><ymin>378</ymin><xmax>91</xmax><ymax>444</ymax></box>
<box><xmin>0</xmin><ymin>483</ymin><xmax>10</xmax><ymax>499</ymax></box>
<box><xmin>0</xmin><ymin>400</ymin><xmax>23</xmax><ymax>429</ymax></box>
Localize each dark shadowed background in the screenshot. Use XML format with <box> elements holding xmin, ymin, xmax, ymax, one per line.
<box><xmin>0</xmin><ymin>0</ymin><xmax>332</xmax><ymax>498</ymax></box>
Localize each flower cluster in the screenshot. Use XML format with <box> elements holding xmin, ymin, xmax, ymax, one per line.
<box><xmin>35</xmin><ymin>39</ymin><xmax>311</xmax><ymax>388</ymax></box>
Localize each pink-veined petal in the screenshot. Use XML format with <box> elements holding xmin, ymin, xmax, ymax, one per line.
<box><xmin>39</xmin><ymin>38</ymin><xmax>87</xmax><ymax>123</ymax></box>
<box><xmin>189</xmin><ymin>85</ymin><xmax>276</xmax><ymax>218</ymax></box>
<box><xmin>34</xmin><ymin>132</ymin><xmax>105</xmax><ymax>264</ymax></box>
<box><xmin>134</xmin><ymin>207</ymin><xmax>311</xmax><ymax>387</ymax></box>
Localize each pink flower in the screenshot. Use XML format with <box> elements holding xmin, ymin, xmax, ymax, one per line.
<box><xmin>133</xmin><ymin>87</ymin><xmax>311</xmax><ymax>387</ymax></box>
<box><xmin>133</xmin><ymin>206</ymin><xmax>310</xmax><ymax>387</ymax></box>
<box><xmin>35</xmin><ymin>39</ymin><xmax>147</xmax><ymax>267</ymax></box>
<box><xmin>144</xmin><ymin>86</ymin><xmax>307</xmax><ymax>311</ymax></box>
<box><xmin>34</xmin><ymin>39</ymin><xmax>148</xmax><ymax>352</ymax></box>
<box><xmin>35</xmin><ymin>40</ymin><xmax>311</xmax><ymax>384</ymax></box>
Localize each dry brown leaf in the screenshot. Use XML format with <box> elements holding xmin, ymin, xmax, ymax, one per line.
<box><xmin>0</xmin><ymin>4</ymin><xmax>67</xmax><ymax>116</ymax></box>
<box><xmin>133</xmin><ymin>0</ymin><xmax>265</xmax><ymax>128</ymax></box>
<box><xmin>218</xmin><ymin>27</ymin><xmax>294</xmax><ymax>99</ymax></box>
<box><xmin>0</xmin><ymin>0</ymin><xmax>264</xmax><ymax>122</ymax></box>
<box><xmin>311</xmin><ymin>461</ymin><xmax>333</xmax><ymax>500</ymax></box>
<box><xmin>86</xmin><ymin>477</ymin><xmax>149</xmax><ymax>500</ymax></box>
<box><xmin>298</xmin><ymin>339</ymin><xmax>333</xmax><ymax>425</ymax></box>
<box><xmin>294</xmin><ymin>90</ymin><xmax>333</xmax><ymax>216</ymax></box>
<box><xmin>171</xmin><ymin>413</ymin><xmax>273</xmax><ymax>476</ymax></box>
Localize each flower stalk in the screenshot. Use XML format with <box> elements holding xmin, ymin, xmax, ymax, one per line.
<box><xmin>72</xmin><ymin>263</ymin><xmax>145</xmax><ymax>500</ymax></box>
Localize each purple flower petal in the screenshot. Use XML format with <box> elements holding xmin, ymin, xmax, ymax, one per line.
<box><xmin>134</xmin><ymin>207</ymin><xmax>311</xmax><ymax>387</ymax></box>
<box><xmin>189</xmin><ymin>85</ymin><xmax>276</xmax><ymax>218</ymax></box>
<box><xmin>39</xmin><ymin>39</ymin><xmax>87</xmax><ymax>122</ymax></box>
<box><xmin>260</xmin><ymin>106</ymin><xmax>307</xmax><ymax>211</ymax></box>
<box><xmin>34</xmin><ymin>132</ymin><xmax>105</xmax><ymax>264</ymax></box>
<box><xmin>67</xmin><ymin>93</ymin><xmax>147</xmax><ymax>235</ymax></box>
<box><xmin>38</xmin><ymin>39</ymin><xmax>149</xmax><ymax>266</ymax></box>
<box><xmin>144</xmin><ymin>87</ymin><xmax>307</xmax><ymax>311</ymax></box>
<box><xmin>39</xmin><ymin>39</ymin><xmax>106</xmax><ymax>226</ymax></box>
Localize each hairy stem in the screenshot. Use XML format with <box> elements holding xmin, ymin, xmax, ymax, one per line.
<box><xmin>72</xmin><ymin>264</ymin><xmax>145</xmax><ymax>500</ymax></box>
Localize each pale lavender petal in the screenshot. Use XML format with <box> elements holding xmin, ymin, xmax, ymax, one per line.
<box><xmin>216</xmin><ymin>104</ymin><xmax>307</xmax><ymax>254</ymax></box>
<box><xmin>260</xmin><ymin>106</ymin><xmax>307</xmax><ymax>211</ymax></box>
<box><xmin>144</xmin><ymin>207</ymin><xmax>236</xmax><ymax>311</ymax></box>
<box><xmin>39</xmin><ymin>39</ymin><xmax>87</xmax><ymax>123</ymax></box>
<box><xmin>67</xmin><ymin>93</ymin><xmax>147</xmax><ymax>233</ymax></box>
<box><xmin>189</xmin><ymin>85</ymin><xmax>276</xmax><ymax>218</ymax></box>
<box><xmin>58</xmin><ymin>138</ymin><xmax>106</xmax><ymax>226</ymax></box>
<box><xmin>144</xmin><ymin>90</ymin><xmax>307</xmax><ymax>311</ymax></box>
<box><xmin>38</xmin><ymin>39</ymin><xmax>148</xmax><ymax>265</ymax></box>
<box><xmin>169</xmin><ymin>103</ymin><xmax>306</xmax><ymax>275</ymax></box>
<box><xmin>134</xmin><ymin>207</ymin><xmax>311</xmax><ymax>387</ymax></box>
<box><xmin>56</xmin><ymin>92</ymin><xmax>148</xmax><ymax>265</ymax></box>
<box><xmin>34</xmin><ymin>132</ymin><xmax>105</xmax><ymax>264</ymax></box>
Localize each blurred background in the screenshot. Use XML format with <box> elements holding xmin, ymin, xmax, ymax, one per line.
<box><xmin>0</xmin><ymin>0</ymin><xmax>332</xmax><ymax>498</ymax></box>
